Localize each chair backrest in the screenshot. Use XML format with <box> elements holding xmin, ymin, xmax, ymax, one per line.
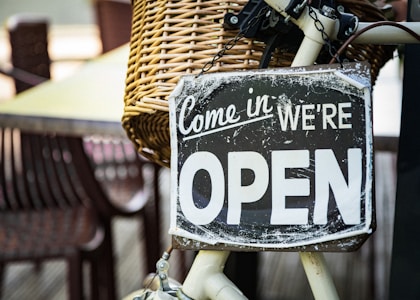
<box><xmin>7</xmin><ymin>14</ymin><xmax>51</xmax><ymax>93</ymax></box>
<box><xmin>94</xmin><ymin>0</ymin><xmax>132</xmax><ymax>53</ymax></box>
<box><xmin>0</xmin><ymin>130</ymin><xmax>93</xmax><ymax>211</ymax></box>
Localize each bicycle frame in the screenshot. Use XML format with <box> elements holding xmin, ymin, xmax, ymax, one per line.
<box><xmin>128</xmin><ymin>1</ymin><xmax>420</xmax><ymax>299</ymax></box>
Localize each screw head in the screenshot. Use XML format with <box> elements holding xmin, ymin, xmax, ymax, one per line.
<box><xmin>229</xmin><ymin>16</ymin><xmax>239</xmax><ymax>25</ymax></box>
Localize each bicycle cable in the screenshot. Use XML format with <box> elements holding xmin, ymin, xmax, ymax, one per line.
<box><xmin>142</xmin><ymin>245</ymin><xmax>174</xmax><ymax>292</ymax></box>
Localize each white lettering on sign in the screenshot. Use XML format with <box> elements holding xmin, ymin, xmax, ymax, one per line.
<box><xmin>277</xmin><ymin>102</ymin><xmax>353</xmax><ymax>131</ymax></box>
<box><xmin>179</xmin><ymin>94</ymin><xmax>273</xmax><ymax>141</ymax></box>
<box><xmin>178</xmin><ymin>92</ymin><xmax>353</xmax><ymax>141</ymax></box>
<box><xmin>246</xmin><ymin>88</ymin><xmax>273</xmax><ymax>117</ymax></box>
<box><xmin>227</xmin><ymin>151</ymin><xmax>269</xmax><ymax>225</ymax></box>
<box><xmin>179</xmin><ymin>152</ymin><xmax>225</xmax><ymax>225</ymax></box>
<box><xmin>178</xmin><ymin>149</ymin><xmax>362</xmax><ymax>226</ymax></box>
<box><xmin>313</xmin><ymin>149</ymin><xmax>362</xmax><ymax>224</ymax></box>
<box><xmin>271</xmin><ymin>150</ymin><xmax>310</xmax><ymax>225</ymax></box>
<box><xmin>179</xmin><ymin>95</ymin><xmax>240</xmax><ymax>136</ymax></box>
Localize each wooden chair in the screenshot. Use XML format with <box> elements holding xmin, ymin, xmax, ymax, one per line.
<box><xmin>94</xmin><ymin>0</ymin><xmax>132</xmax><ymax>53</ymax></box>
<box><xmin>0</xmin><ymin>15</ymin><xmax>157</xmax><ymax>299</ymax></box>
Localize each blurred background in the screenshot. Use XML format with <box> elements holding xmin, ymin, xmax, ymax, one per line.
<box><xmin>0</xmin><ymin>0</ymin><xmax>93</xmax><ymax>24</ymax></box>
<box><xmin>0</xmin><ymin>1</ymin><xmax>150</xmax><ymax>299</ymax></box>
<box><xmin>0</xmin><ymin>0</ymin><xmax>402</xmax><ymax>299</ymax></box>
<box><xmin>0</xmin><ymin>0</ymin><xmax>101</xmax><ymax>102</ymax></box>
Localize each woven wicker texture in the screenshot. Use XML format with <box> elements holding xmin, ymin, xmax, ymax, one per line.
<box><xmin>123</xmin><ymin>0</ymin><xmax>394</xmax><ymax>167</ymax></box>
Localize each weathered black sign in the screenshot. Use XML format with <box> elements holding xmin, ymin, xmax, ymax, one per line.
<box><xmin>169</xmin><ymin>62</ymin><xmax>374</xmax><ymax>251</ymax></box>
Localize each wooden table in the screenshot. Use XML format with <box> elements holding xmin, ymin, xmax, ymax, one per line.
<box><xmin>0</xmin><ymin>44</ymin><xmax>129</xmax><ymax>137</ymax></box>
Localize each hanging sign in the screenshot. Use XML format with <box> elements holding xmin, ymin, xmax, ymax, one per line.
<box><xmin>169</xmin><ymin>62</ymin><xmax>374</xmax><ymax>251</ymax></box>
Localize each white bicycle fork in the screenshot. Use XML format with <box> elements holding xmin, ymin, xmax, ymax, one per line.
<box><xmin>180</xmin><ymin>250</ymin><xmax>339</xmax><ymax>300</ymax></box>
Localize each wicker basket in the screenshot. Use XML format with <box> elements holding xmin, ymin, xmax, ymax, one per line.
<box><xmin>123</xmin><ymin>0</ymin><xmax>395</xmax><ymax>167</ymax></box>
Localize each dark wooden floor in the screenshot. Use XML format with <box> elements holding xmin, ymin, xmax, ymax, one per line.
<box><xmin>1</xmin><ymin>151</ymin><xmax>397</xmax><ymax>300</ymax></box>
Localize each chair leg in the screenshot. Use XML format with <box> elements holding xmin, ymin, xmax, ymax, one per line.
<box><xmin>68</xmin><ymin>252</ymin><xmax>84</xmax><ymax>300</ymax></box>
<box><xmin>0</xmin><ymin>262</ymin><xmax>5</xmax><ymax>299</ymax></box>
<box><xmin>88</xmin><ymin>258</ymin><xmax>99</xmax><ymax>300</ymax></box>
<box><xmin>143</xmin><ymin>163</ymin><xmax>162</xmax><ymax>274</ymax></box>
<box><xmin>90</xmin><ymin>222</ymin><xmax>117</xmax><ymax>300</ymax></box>
<box><xmin>33</xmin><ymin>258</ymin><xmax>43</xmax><ymax>273</ymax></box>
<box><xmin>142</xmin><ymin>209</ymin><xmax>160</xmax><ymax>274</ymax></box>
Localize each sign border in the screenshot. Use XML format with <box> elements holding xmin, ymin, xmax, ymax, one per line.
<box><xmin>169</xmin><ymin>62</ymin><xmax>374</xmax><ymax>251</ymax></box>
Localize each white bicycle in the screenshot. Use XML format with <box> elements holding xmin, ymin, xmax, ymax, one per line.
<box><xmin>123</xmin><ymin>0</ymin><xmax>420</xmax><ymax>299</ymax></box>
